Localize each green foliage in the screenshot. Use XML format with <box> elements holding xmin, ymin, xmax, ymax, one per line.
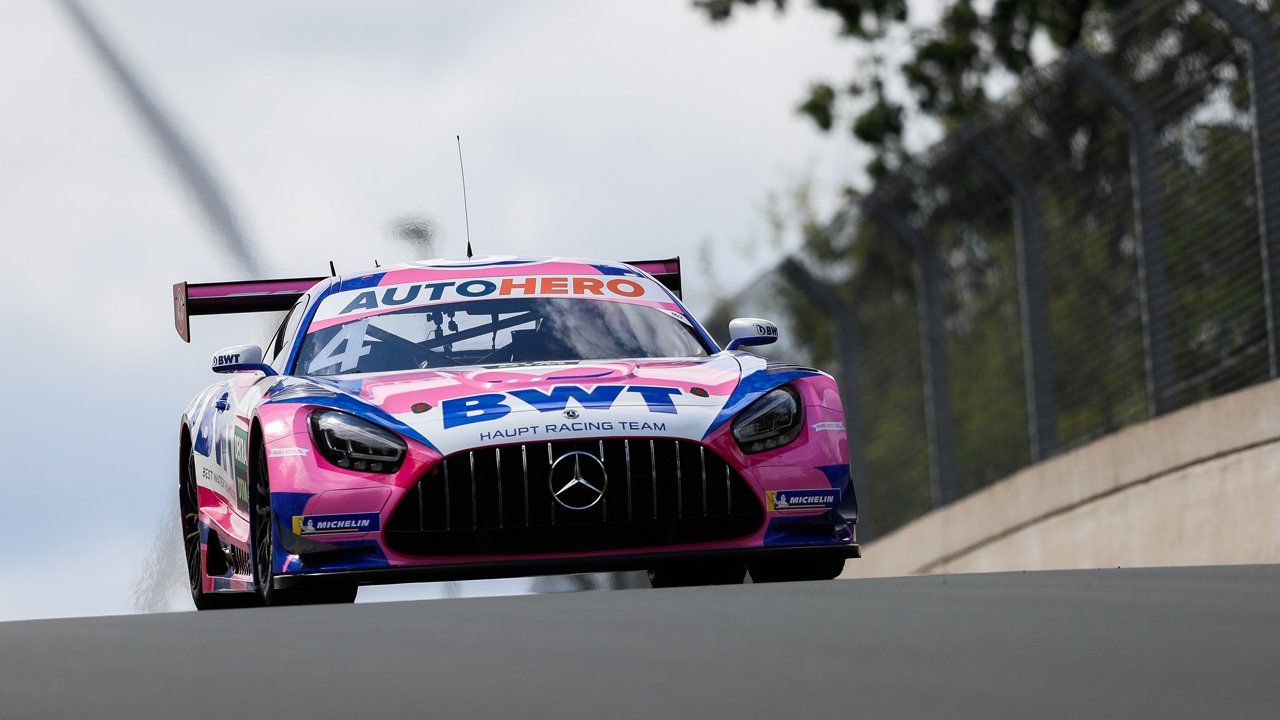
<box><xmin>706</xmin><ymin>0</ymin><xmax>1280</xmax><ymax>537</ymax></box>
<box><xmin>797</xmin><ymin>82</ymin><xmax>837</xmax><ymax>131</ymax></box>
<box><xmin>693</xmin><ymin>0</ymin><xmax>1129</xmax><ymax>177</ymax></box>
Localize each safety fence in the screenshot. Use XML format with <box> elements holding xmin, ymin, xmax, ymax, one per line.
<box><xmin>714</xmin><ymin>0</ymin><xmax>1280</xmax><ymax>539</ymax></box>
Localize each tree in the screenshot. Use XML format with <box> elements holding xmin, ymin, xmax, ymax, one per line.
<box><xmin>692</xmin><ymin>0</ymin><xmax>1129</xmax><ymax>181</ymax></box>
<box><xmin>707</xmin><ymin>0</ymin><xmax>1278</xmax><ymax>535</ymax></box>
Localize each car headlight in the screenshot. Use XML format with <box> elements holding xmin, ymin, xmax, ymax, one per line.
<box><xmin>309</xmin><ymin>409</ymin><xmax>406</xmax><ymax>473</ymax></box>
<box><xmin>732</xmin><ymin>386</ymin><xmax>803</xmax><ymax>454</ymax></box>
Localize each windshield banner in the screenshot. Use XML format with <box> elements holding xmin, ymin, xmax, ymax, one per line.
<box><xmin>309</xmin><ymin>275</ymin><xmax>678</xmax><ymax>332</ymax></box>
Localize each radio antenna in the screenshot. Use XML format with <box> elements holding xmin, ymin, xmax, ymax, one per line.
<box><xmin>456</xmin><ymin>135</ymin><xmax>473</xmax><ymax>259</ymax></box>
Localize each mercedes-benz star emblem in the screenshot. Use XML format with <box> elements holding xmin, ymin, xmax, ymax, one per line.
<box><xmin>548</xmin><ymin>451</ymin><xmax>607</xmax><ymax>510</ymax></box>
<box><xmin>563</xmin><ymin>409</ymin><xmax>580</xmax><ymax>419</ymax></box>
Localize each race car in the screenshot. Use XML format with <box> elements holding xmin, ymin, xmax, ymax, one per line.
<box><xmin>174</xmin><ymin>256</ymin><xmax>858</xmax><ymax>608</ymax></box>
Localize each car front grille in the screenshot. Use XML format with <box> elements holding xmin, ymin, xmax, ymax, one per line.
<box><xmin>384</xmin><ymin>438</ymin><xmax>763</xmax><ymax>556</ymax></box>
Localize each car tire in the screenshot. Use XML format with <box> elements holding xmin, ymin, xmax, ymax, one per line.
<box><xmin>647</xmin><ymin>561</ymin><xmax>747</xmax><ymax>588</ymax></box>
<box><xmin>183</xmin><ymin>442</ymin><xmax>261</xmax><ymax>611</ymax></box>
<box><xmin>747</xmin><ymin>554</ymin><xmax>846</xmax><ymax>583</ymax></box>
<box><xmin>251</xmin><ymin>438</ymin><xmax>357</xmax><ymax>607</ymax></box>
<box><xmin>180</xmin><ymin>443</ymin><xmax>208</xmax><ymax>608</ymax></box>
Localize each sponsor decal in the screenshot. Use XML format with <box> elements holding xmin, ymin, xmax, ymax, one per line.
<box><xmin>665</xmin><ymin>309</ymin><xmax>693</xmax><ymax>326</ymax></box>
<box><xmin>201</xmin><ymin>466</ymin><xmax>233</xmax><ymax>495</ymax></box>
<box><xmin>292</xmin><ymin>512</ymin><xmax>381</xmax><ymax>536</ymax></box>
<box><xmin>213</xmin><ymin>353</ymin><xmax>241</xmax><ymax>366</ymax></box>
<box><xmin>383</xmin><ymin>360</ymin><xmax>739</xmax><ymax>454</ymax></box>
<box><xmin>476</xmin><ymin>420</ymin><xmax>667</xmax><ymax>443</ymax></box>
<box><xmin>313</xmin><ymin>274</ymin><xmax>672</xmax><ymax>326</ymax></box>
<box><xmin>441</xmin><ymin>384</ymin><xmax>683</xmax><ymax>429</ymax></box>
<box><xmin>766</xmin><ymin>488</ymin><xmax>840</xmax><ymax>511</ymax></box>
<box><xmin>811</xmin><ymin>421</ymin><xmax>846</xmax><ymax>432</ymax></box>
<box><xmin>232</xmin><ymin>427</ymin><xmax>250</xmax><ymax>511</ymax></box>
<box><xmin>269</xmin><ymin>447</ymin><xmax>310</xmax><ymax>458</ymax></box>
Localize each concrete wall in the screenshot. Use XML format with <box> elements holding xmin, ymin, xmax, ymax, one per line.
<box><xmin>842</xmin><ymin>378</ymin><xmax>1280</xmax><ymax>578</ymax></box>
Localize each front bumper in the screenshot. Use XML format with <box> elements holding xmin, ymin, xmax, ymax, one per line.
<box><xmin>273</xmin><ymin>542</ymin><xmax>860</xmax><ymax>590</ymax></box>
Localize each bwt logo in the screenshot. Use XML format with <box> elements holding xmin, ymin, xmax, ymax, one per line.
<box><xmin>756</xmin><ymin>324</ymin><xmax>778</xmax><ymax>336</ymax></box>
<box><xmin>441</xmin><ymin>384</ymin><xmax>683</xmax><ymax>428</ymax></box>
<box><xmin>214</xmin><ymin>354</ymin><xmax>240</xmax><ymax>366</ymax></box>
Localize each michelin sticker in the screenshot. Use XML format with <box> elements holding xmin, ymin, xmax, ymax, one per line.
<box><xmin>811</xmin><ymin>421</ymin><xmax>845</xmax><ymax>432</ymax></box>
<box><xmin>766</xmin><ymin>489</ymin><xmax>840</xmax><ymax>511</ymax></box>
<box><xmin>269</xmin><ymin>447</ymin><xmax>310</xmax><ymax>458</ymax></box>
<box><xmin>292</xmin><ymin>512</ymin><xmax>381</xmax><ymax>536</ymax></box>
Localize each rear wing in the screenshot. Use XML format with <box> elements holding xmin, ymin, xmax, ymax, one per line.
<box><xmin>173</xmin><ymin>277</ymin><xmax>323</xmax><ymax>342</ymax></box>
<box><xmin>626</xmin><ymin>257</ymin><xmax>682</xmax><ymax>299</ymax></box>
<box><xmin>173</xmin><ymin>257</ymin><xmax>682</xmax><ymax>342</ymax></box>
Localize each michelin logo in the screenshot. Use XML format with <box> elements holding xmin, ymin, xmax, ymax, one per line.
<box><xmin>292</xmin><ymin>512</ymin><xmax>380</xmax><ymax>536</ymax></box>
<box><xmin>767</xmin><ymin>489</ymin><xmax>839</xmax><ymax>511</ymax></box>
<box><xmin>811</xmin><ymin>421</ymin><xmax>845</xmax><ymax>432</ymax></box>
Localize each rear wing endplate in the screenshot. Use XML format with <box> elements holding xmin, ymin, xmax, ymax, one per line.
<box><xmin>173</xmin><ymin>277</ymin><xmax>323</xmax><ymax>343</ymax></box>
<box><xmin>626</xmin><ymin>257</ymin><xmax>682</xmax><ymax>299</ymax></box>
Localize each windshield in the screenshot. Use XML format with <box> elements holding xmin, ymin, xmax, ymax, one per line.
<box><xmin>295</xmin><ymin>298</ymin><xmax>709</xmax><ymax>375</ymax></box>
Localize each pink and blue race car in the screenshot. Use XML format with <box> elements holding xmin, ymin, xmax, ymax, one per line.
<box><xmin>174</xmin><ymin>256</ymin><xmax>858</xmax><ymax>608</ymax></box>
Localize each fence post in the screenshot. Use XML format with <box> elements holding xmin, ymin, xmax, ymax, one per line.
<box><xmin>862</xmin><ymin>197</ymin><xmax>959</xmax><ymax>507</ymax></box>
<box><xmin>961</xmin><ymin>130</ymin><xmax>1057</xmax><ymax>462</ymax></box>
<box><xmin>778</xmin><ymin>256</ymin><xmax>872</xmax><ymax>538</ymax></box>
<box><xmin>1066</xmin><ymin>49</ymin><xmax>1175</xmax><ymax>416</ymax></box>
<box><xmin>1201</xmin><ymin>0</ymin><xmax>1280</xmax><ymax>378</ymax></box>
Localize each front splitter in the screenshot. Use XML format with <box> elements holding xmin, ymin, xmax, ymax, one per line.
<box><xmin>273</xmin><ymin>543</ymin><xmax>860</xmax><ymax>589</ymax></box>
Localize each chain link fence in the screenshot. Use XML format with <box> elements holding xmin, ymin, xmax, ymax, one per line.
<box><xmin>716</xmin><ymin>0</ymin><xmax>1280</xmax><ymax>540</ymax></box>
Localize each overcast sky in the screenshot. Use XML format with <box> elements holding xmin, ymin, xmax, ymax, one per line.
<box><xmin>0</xmin><ymin>0</ymin><xmax>906</xmax><ymax>621</ymax></box>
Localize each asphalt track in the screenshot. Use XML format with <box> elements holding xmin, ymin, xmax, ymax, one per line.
<box><xmin>1</xmin><ymin>565</ymin><xmax>1277</xmax><ymax>719</ymax></box>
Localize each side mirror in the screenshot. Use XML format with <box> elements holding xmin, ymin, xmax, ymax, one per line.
<box><xmin>211</xmin><ymin>344</ymin><xmax>275</xmax><ymax>375</ymax></box>
<box><xmin>725</xmin><ymin>318</ymin><xmax>779</xmax><ymax>351</ymax></box>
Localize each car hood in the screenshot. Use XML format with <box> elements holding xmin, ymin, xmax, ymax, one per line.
<box><xmin>279</xmin><ymin>354</ymin><xmax>785</xmax><ymax>456</ymax></box>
